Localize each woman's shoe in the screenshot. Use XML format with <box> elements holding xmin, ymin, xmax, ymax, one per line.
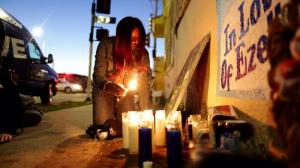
<box><xmin>98</xmin><ymin>119</ymin><xmax>122</xmax><ymax>140</ymax></box>
<box><xmin>100</xmin><ymin>120</ymin><xmax>118</xmax><ymax>140</ymax></box>
<box><xmin>86</xmin><ymin>120</ymin><xmax>121</xmax><ymax>140</ymax></box>
<box><xmin>85</xmin><ymin>124</ymin><xmax>103</xmax><ymax>138</ymax></box>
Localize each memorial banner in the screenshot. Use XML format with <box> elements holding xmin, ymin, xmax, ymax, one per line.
<box><xmin>216</xmin><ymin>0</ymin><xmax>288</xmax><ymax>100</ymax></box>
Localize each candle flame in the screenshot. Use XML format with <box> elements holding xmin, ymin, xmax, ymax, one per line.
<box><xmin>128</xmin><ymin>78</ymin><xmax>138</xmax><ymax>91</ymax></box>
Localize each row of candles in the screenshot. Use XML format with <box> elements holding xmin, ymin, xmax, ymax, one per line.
<box><xmin>122</xmin><ymin>110</ymin><xmax>183</xmax><ymax>168</ymax></box>
<box><xmin>121</xmin><ymin>76</ymin><xmax>183</xmax><ymax>167</ymax></box>
<box><xmin>122</xmin><ymin>110</ymin><xmax>167</xmax><ymax>152</ymax></box>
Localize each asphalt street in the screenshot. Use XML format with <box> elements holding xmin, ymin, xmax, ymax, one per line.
<box><xmin>0</xmin><ymin>92</ymin><xmax>165</xmax><ymax>168</ymax></box>
<box><xmin>33</xmin><ymin>92</ymin><xmax>89</xmax><ymax>105</ymax></box>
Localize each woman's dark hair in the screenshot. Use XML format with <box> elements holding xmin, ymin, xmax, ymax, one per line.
<box><xmin>113</xmin><ymin>16</ymin><xmax>147</xmax><ymax>72</ymax></box>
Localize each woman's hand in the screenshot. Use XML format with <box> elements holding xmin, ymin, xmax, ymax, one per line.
<box><xmin>103</xmin><ymin>82</ymin><xmax>126</xmax><ymax>97</ymax></box>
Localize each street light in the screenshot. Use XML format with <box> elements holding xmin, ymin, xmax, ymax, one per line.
<box><xmin>32</xmin><ymin>26</ymin><xmax>52</xmax><ymax>67</ymax></box>
<box><xmin>32</xmin><ymin>26</ymin><xmax>43</xmax><ymax>37</ymax></box>
<box><xmin>32</xmin><ymin>26</ymin><xmax>45</xmax><ymax>51</ymax></box>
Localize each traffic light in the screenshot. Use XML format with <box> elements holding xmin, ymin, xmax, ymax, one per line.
<box><xmin>96</xmin><ymin>28</ymin><xmax>109</xmax><ymax>41</ymax></box>
<box><xmin>145</xmin><ymin>33</ymin><xmax>150</xmax><ymax>47</ymax></box>
<box><xmin>148</xmin><ymin>16</ymin><xmax>153</xmax><ymax>32</ymax></box>
<box><xmin>96</xmin><ymin>0</ymin><xmax>111</xmax><ymax>14</ymax></box>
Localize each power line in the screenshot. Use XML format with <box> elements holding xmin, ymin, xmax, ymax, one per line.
<box><xmin>148</xmin><ymin>0</ymin><xmax>163</xmax><ymax>15</ymax></box>
<box><xmin>148</xmin><ymin>0</ymin><xmax>155</xmax><ymax>14</ymax></box>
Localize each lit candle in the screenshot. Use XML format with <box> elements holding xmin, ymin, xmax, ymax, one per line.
<box><xmin>143</xmin><ymin>109</ymin><xmax>155</xmax><ymax>150</ymax></box>
<box><xmin>142</xmin><ymin>110</ymin><xmax>154</xmax><ymax>122</ymax></box>
<box><xmin>166</xmin><ymin>127</ymin><xmax>182</xmax><ymax>168</ymax></box>
<box><xmin>128</xmin><ymin>111</ymin><xmax>139</xmax><ymax>154</ymax></box>
<box><xmin>138</xmin><ymin>127</ymin><xmax>152</xmax><ymax>168</ymax></box>
<box><xmin>155</xmin><ymin>110</ymin><xmax>166</xmax><ymax>146</ymax></box>
<box><xmin>122</xmin><ymin>112</ymin><xmax>129</xmax><ymax>149</ymax></box>
<box><xmin>139</xmin><ymin>110</ymin><xmax>154</xmax><ymax>168</ymax></box>
<box><xmin>166</xmin><ymin>111</ymin><xmax>183</xmax><ymax>135</ymax></box>
<box><xmin>165</xmin><ymin>111</ymin><xmax>183</xmax><ymax>168</ymax></box>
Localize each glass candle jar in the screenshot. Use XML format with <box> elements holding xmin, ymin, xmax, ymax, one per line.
<box><xmin>138</xmin><ymin>110</ymin><xmax>153</xmax><ymax>168</ymax></box>
<box><xmin>128</xmin><ymin>111</ymin><xmax>139</xmax><ymax>154</ymax></box>
<box><xmin>166</xmin><ymin>111</ymin><xmax>182</xmax><ymax>168</ymax></box>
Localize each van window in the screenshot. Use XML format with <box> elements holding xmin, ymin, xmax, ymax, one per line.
<box><xmin>28</xmin><ymin>42</ymin><xmax>41</xmax><ymax>60</ymax></box>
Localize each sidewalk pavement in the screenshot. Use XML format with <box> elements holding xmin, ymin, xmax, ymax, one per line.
<box><xmin>0</xmin><ymin>104</ymin><xmax>103</xmax><ymax>168</ymax></box>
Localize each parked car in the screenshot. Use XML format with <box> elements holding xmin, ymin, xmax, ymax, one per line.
<box><xmin>58</xmin><ymin>73</ymin><xmax>90</xmax><ymax>92</ymax></box>
<box><xmin>0</xmin><ymin>8</ymin><xmax>58</xmax><ymax>104</ymax></box>
<box><xmin>57</xmin><ymin>79</ymin><xmax>83</xmax><ymax>93</ymax></box>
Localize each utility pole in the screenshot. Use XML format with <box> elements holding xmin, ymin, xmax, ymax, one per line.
<box><xmin>86</xmin><ymin>0</ymin><xmax>114</xmax><ymax>101</ymax></box>
<box><xmin>152</xmin><ymin>0</ymin><xmax>158</xmax><ymax>59</ymax></box>
<box><xmin>86</xmin><ymin>0</ymin><xmax>96</xmax><ymax>102</ymax></box>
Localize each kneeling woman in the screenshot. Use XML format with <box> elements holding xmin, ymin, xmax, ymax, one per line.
<box><xmin>86</xmin><ymin>17</ymin><xmax>151</xmax><ymax>139</ymax></box>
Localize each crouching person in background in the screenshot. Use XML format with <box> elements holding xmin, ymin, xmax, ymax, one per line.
<box><xmin>0</xmin><ymin>68</ymin><xmax>42</xmax><ymax>144</ymax></box>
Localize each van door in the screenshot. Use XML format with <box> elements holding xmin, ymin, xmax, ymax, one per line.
<box><xmin>25</xmin><ymin>40</ymin><xmax>48</xmax><ymax>91</ymax></box>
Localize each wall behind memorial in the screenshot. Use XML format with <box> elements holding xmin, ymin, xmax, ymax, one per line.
<box><xmin>163</xmin><ymin>0</ymin><xmax>288</xmax><ymax>149</ymax></box>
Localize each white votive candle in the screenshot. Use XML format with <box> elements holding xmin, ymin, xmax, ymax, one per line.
<box><xmin>155</xmin><ymin>110</ymin><xmax>166</xmax><ymax>146</ymax></box>
<box><xmin>128</xmin><ymin>111</ymin><xmax>139</xmax><ymax>154</ymax></box>
<box><xmin>122</xmin><ymin>112</ymin><xmax>129</xmax><ymax>149</ymax></box>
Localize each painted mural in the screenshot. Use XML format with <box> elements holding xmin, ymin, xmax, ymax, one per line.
<box><xmin>216</xmin><ymin>0</ymin><xmax>288</xmax><ymax>100</ymax></box>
